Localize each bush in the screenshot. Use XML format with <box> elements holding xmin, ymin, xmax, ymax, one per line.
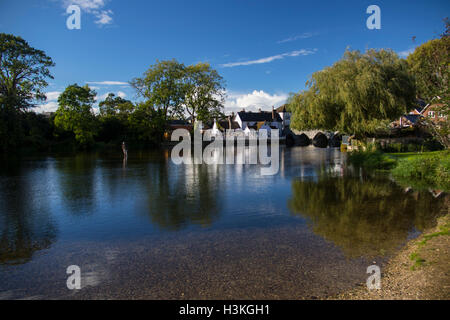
<box><xmin>348</xmin><ymin>151</ymin><xmax>397</xmax><ymax>170</ymax></box>
<box><xmin>392</xmin><ymin>151</ymin><xmax>450</xmax><ymax>191</ymax></box>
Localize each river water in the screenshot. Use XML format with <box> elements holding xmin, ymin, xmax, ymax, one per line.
<box><xmin>0</xmin><ymin>146</ymin><xmax>446</xmax><ymax>299</ymax></box>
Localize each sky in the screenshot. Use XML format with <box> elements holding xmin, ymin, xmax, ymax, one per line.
<box><xmin>0</xmin><ymin>0</ymin><xmax>449</xmax><ymax>114</ymax></box>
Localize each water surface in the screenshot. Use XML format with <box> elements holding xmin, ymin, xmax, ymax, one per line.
<box><xmin>0</xmin><ymin>147</ymin><xmax>446</xmax><ymax>299</ymax></box>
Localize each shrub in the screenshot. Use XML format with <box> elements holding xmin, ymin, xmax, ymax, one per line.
<box><xmin>392</xmin><ymin>151</ymin><xmax>450</xmax><ymax>191</ymax></box>
<box><xmin>348</xmin><ymin>151</ymin><xmax>397</xmax><ymax>170</ymax></box>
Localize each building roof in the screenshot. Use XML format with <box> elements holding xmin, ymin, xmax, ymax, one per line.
<box><xmin>276</xmin><ymin>104</ymin><xmax>289</xmax><ymax>113</ymax></box>
<box><xmin>422</xmin><ymin>103</ymin><xmax>445</xmax><ymax>114</ymax></box>
<box><xmin>403</xmin><ymin>114</ymin><xmax>421</xmax><ymax>124</ymax></box>
<box><xmin>237</xmin><ymin>111</ymin><xmax>282</xmax><ymax>122</ymax></box>
<box><xmin>218</xmin><ymin>120</ymin><xmax>240</xmax><ymax>130</ymax></box>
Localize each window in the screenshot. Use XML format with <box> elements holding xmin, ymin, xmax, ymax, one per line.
<box><xmin>438</xmin><ymin>113</ymin><xmax>445</xmax><ymax>118</ymax></box>
<box><xmin>428</xmin><ymin>111</ymin><xmax>435</xmax><ymax>118</ymax></box>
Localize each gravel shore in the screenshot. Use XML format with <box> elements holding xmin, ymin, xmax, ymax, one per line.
<box><xmin>333</xmin><ymin>201</ymin><xmax>450</xmax><ymax>300</ymax></box>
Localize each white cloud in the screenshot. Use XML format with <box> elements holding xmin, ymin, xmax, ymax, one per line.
<box><xmin>224</xmin><ymin>90</ymin><xmax>288</xmax><ymax>113</ymax></box>
<box><xmin>86</xmin><ymin>81</ymin><xmax>129</xmax><ymax>86</ymax></box>
<box><xmin>277</xmin><ymin>32</ymin><xmax>317</xmax><ymax>44</ymax></box>
<box><xmin>221</xmin><ymin>49</ymin><xmax>317</xmax><ymax>68</ymax></box>
<box><xmin>45</xmin><ymin>91</ymin><xmax>62</xmax><ymax>101</ymax></box>
<box><xmin>97</xmin><ymin>91</ymin><xmax>127</xmax><ymax>101</ymax></box>
<box><xmin>34</xmin><ymin>101</ymin><xmax>59</xmax><ymax>113</ymax></box>
<box><xmin>398</xmin><ymin>48</ymin><xmax>415</xmax><ymax>58</ymax></box>
<box><xmin>61</xmin><ymin>0</ymin><xmax>113</xmax><ymax>25</ymax></box>
<box><xmin>94</xmin><ymin>10</ymin><xmax>113</xmax><ymax>25</ymax></box>
<box><xmin>63</xmin><ymin>0</ymin><xmax>106</xmax><ymax>11</ymax></box>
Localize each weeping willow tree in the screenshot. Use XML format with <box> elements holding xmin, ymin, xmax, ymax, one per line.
<box><xmin>289</xmin><ymin>49</ymin><xmax>416</xmax><ymax>136</ymax></box>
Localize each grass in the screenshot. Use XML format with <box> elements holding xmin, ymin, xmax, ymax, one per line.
<box><xmin>348</xmin><ymin>149</ymin><xmax>449</xmax><ymax>191</ymax></box>
<box><xmin>409</xmin><ymin>252</ymin><xmax>426</xmax><ymax>270</ymax></box>
<box><xmin>347</xmin><ymin>150</ymin><xmax>397</xmax><ymax>170</ymax></box>
<box><xmin>409</xmin><ymin>215</ymin><xmax>450</xmax><ymax>271</ymax></box>
<box><xmin>391</xmin><ymin>150</ymin><xmax>450</xmax><ymax>191</ymax></box>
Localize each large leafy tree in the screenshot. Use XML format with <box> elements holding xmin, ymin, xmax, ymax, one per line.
<box><xmin>54</xmin><ymin>84</ymin><xmax>97</xmax><ymax>146</ymax></box>
<box><xmin>127</xmin><ymin>101</ymin><xmax>166</xmax><ymax>145</ymax></box>
<box><xmin>0</xmin><ymin>33</ymin><xmax>54</xmax><ymax>109</ymax></box>
<box><xmin>130</xmin><ymin>60</ymin><xmax>226</xmax><ymax>123</ymax></box>
<box><xmin>407</xmin><ymin>19</ymin><xmax>450</xmax><ymax>147</ymax></box>
<box><xmin>97</xmin><ymin>93</ymin><xmax>135</xmax><ymax>143</ymax></box>
<box><xmin>289</xmin><ymin>49</ymin><xmax>416</xmax><ymax>136</ymax></box>
<box><xmin>407</xmin><ymin>19</ymin><xmax>449</xmax><ymax>102</ymax></box>
<box><xmin>98</xmin><ymin>93</ymin><xmax>134</xmax><ymax>119</ymax></box>
<box><xmin>184</xmin><ymin>63</ymin><xmax>225</xmax><ymax>123</ymax></box>
<box><xmin>130</xmin><ymin>59</ymin><xmax>186</xmax><ymax>121</ymax></box>
<box><xmin>0</xmin><ymin>33</ymin><xmax>54</xmax><ymax>150</ymax></box>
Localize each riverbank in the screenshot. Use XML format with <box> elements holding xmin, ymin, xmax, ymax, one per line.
<box><xmin>333</xmin><ymin>206</ymin><xmax>449</xmax><ymax>300</ymax></box>
<box><xmin>347</xmin><ymin>150</ymin><xmax>450</xmax><ymax>191</ymax></box>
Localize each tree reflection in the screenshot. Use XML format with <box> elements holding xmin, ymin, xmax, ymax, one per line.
<box><xmin>55</xmin><ymin>153</ymin><xmax>98</xmax><ymax>215</ymax></box>
<box><xmin>0</xmin><ymin>159</ymin><xmax>56</xmax><ymax>265</ymax></box>
<box><xmin>146</xmin><ymin>161</ymin><xmax>222</xmax><ymax>231</ymax></box>
<box><xmin>288</xmin><ymin>175</ymin><xmax>447</xmax><ymax>258</ymax></box>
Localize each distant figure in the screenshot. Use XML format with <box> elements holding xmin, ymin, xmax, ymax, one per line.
<box><xmin>122</xmin><ymin>141</ymin><xmax>128</xmax><ymax>159</ymax></box>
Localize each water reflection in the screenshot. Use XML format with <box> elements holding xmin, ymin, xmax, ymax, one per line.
<box><xmin>0</xmin><ymin>160</ymin><xmax>57</xmax><ymax>265</ymax></box>
<box><xmin>288</xmin><ymin>173</ymin><xmax>447</xmax><ymax>258</ymax></box>
<box><xmin>145</xmin><ymin>161</ymin><xmax>222</xmax><ymax>230</ymax></box>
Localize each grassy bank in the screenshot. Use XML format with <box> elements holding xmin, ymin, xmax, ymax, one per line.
<box><xmin>348</xmin><ymin>150</ymin><xmax>450</xmax><ymax>191</ymax></box>
<box><xmin>390</xmin><ymin>151</ymin><xmax>450</xmax><ymax>191</ymax></box>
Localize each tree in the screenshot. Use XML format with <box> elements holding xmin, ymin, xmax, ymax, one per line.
<box><xmin>289</xmin><ymin>49</ymin><xmax>416</xmax><ymax>136</ymax></box>
<box><xmin>54</xmin><ymin>84</ymin><xmax>97</xmax><ymax>146</ymax></box>
<box><xmin>407</xmin><ymin>19</ymin><xmax>450</xmax><ymax>147</ymax></box>
<box><xmin>407</xmin><ymin>19</ymin><xmax>449</xmax><ymax>101</ymax></box>
<box><xmin>184</xmin><ymin>63</ymin><xmax>225</xmax><ymax>123</ymax></box>
<box><xmin>0</xmin><ymin>33</ymin><xmax>54</xmax><ymax>150</ymax></box>
<box><xmin>127</xmin><ymin>101</ymin><xmax>166</xmax><ymax>145</ymax></box>
<box><xmin>130</xmin><ymin>59</ymin><xmax>186</xmax><ymax>121</ymax></box>
<box><xmin>97</xmin><ymin>93</ymin><xmax>135</xmax><ymax>143</ymax></box>
<box><xmin>130</xmin><ymin>59</ymin><xmax>226</xmax><ymax>123</ymax></box>
<box><xmin>98</xmin><ymin>93</ymin><xmax>134</xmax><ymax>119</ymax></box>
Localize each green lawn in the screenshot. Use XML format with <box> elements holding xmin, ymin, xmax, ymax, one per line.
<box><xmin>387</xmin><ymin>151</ymin><xmax>446</xmax><ymax>159</ymax></box>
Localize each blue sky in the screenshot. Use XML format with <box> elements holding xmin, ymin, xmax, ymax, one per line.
<box><xmin>1</xmin><ymin>0</ymin><xmax>448</xmax><ymax>114</ymax></box>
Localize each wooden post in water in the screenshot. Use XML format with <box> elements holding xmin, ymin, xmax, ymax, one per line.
<box><xmin>122</xmin><ymin>141</ymin><xmax>128</xmax><ymax>159</ymax></box>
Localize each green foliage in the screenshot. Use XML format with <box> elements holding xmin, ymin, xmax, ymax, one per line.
<box><xmin>130</xmin><ymin>59</ymin><xmax>225</xmax><ymax>122</ymax></box>
<box><xmin>130</xmin><ymin>59</ymin><xmax>187</xmax><ymax>120</ymax></box>
<box><xmin>407</xmin><ymin>20</ymin><xmax>449</xmax><ymax>147</ymax></box>
<box><xmin>184</xmin><ymin>63</ymin><xmax>225</xmax><ymax>122</ymax></box>
<box><xmin>98</xmin><ymin>93</ymin><xmax>134</xmax><ymax>119</ymax></box>
<box><xmin>127</xmin><ymin>101</ymin><xmax>166</xmax><ymax>145</ymax></box>
<box><xmin>97</xmin><ymin>93</ymin><xmax>135</xmax><ymax>143</ymax></box>
<box><xmin>377</xmin><ymin>139</ymin><xmax>444</xmax><ymax>153</ymax></box>
<box><xmin>0</xmin><ymin>33</ymin><xmax>54</xmax><ymax>151</ymax></box>
<box><xmin>348</xmin><ymin>151</ymin><xmax>397</xmax><ymax>170</ymax></box>
<box><xmin>406</xmin><ymin>20</ymin><xmax>449</xmax><ymax>102</ymax></box>
<box><xmin>392</xmin><ymin>151</ymin><xmax>450</xmax><ymax>191</ymax></box>
<box><xmin>289</xmin><ymin>49</ymin><xmax>416</xmax><ymax>136</ymax></box>
<box><xmin>0</xmin><ymin>33</ymin><xmax>54</xmax><ymax>110</ymax></box>
<box><xmin>54</xmin><ymin>84</ymin><xmax>98</xmax><ymax>146</ymax></box>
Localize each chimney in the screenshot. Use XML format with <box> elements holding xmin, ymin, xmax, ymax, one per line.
<box><xmin>228</xmin><ymin>115</ymin><xmax>232</xmax><ymax>130</ymax></box>
<box><xmin>272</xmin><ymin>106</ymin><xmax>275</xmax><ymax>120</ymax></box>
<box><xmin>258</xmin><ymin>108</ymin><xmax>262</xmax><ymax>113</ymax></box>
